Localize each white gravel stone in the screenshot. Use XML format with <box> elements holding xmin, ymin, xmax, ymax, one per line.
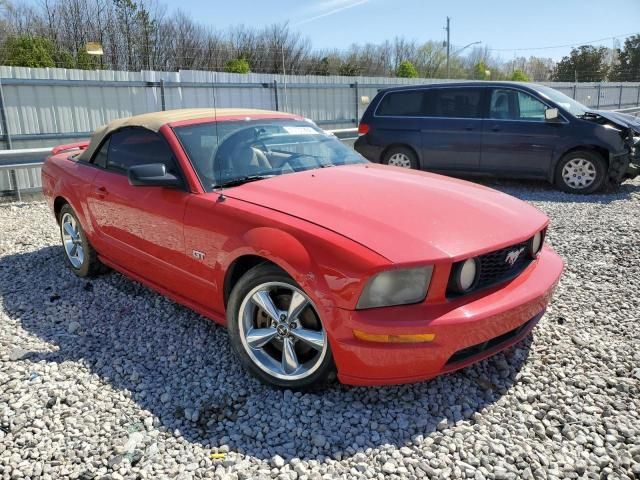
<box><xmin>1</xmin><ymin>179</ymin><xmax>639</xmax><ymax>479</ymax></box>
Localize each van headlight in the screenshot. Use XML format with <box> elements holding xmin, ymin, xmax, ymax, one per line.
<box><xmin>356</xmin><ymin>266</ymin><xmax>433</xmax><ymax>309</ymax></box>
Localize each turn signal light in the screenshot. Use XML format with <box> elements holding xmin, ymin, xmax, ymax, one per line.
<box><xmin>353</xmin><ymin>330</ymin><xmax>435</xmax><ymax>343</ymax></box>
<box><xmin>357</xmin><ymin>123</ymin><xmax>370</xmax><ymax>135</ymax></box>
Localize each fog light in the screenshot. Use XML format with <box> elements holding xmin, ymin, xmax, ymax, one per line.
<box><xmin>529</xmin><ymin>231</ymin><xmax>544</xmax><ymax>257</ymax></box>
<box><xmin>449</xmin><ymin>258</ymin><xmax>479</xmax><ymax>294</ymax></box>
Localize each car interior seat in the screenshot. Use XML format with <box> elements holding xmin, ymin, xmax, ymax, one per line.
<box><xmin>492</xmin><ymin>93</ymin><xmax>512</xmax><ymax>119</ymax></box>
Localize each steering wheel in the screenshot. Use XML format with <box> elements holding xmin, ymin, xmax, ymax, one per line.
<box><xmin>283</xmin><ymin>153</ymin><xmax>322</xmax><ymax>172</ymax></box>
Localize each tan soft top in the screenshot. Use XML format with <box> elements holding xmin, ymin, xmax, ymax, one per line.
<box><xmin>78</xmin><ymin>108</ymin><xmax>294</xmax><ymax>161</ymax></box>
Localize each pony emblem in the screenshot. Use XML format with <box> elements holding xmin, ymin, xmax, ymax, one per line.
<box><xmin>505</xmin><ymin>247</ymin><xmax>525</xmax><ymax>266</ymax></box>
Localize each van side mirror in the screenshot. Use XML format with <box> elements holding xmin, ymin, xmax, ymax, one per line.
<box><xmin>544</xmin><ymin>108</ymin><xmax>559</xmax><ymax>121</ymax></box>
<box><xmin>128</xmin><ymin>163</ymin><xmax>181</xmax><ymax>188</ymax></box>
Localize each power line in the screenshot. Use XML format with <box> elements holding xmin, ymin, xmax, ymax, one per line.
<box><xmin>486</xmin><ymin>32</ymin><xmax>640</xmax><ymax>52</ymax></box>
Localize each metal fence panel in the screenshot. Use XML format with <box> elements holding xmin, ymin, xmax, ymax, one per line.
<box><xmin>0</xmin><ymin>66</ymin><xmax>639</xmax><ymax>150</ymax></box>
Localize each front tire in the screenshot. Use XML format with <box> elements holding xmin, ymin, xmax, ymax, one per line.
<box><xmin>226</xmin><ymin>264</ymin><xmax>335</xmax><ymax>390</ymax></box>
<box><xmin>59</xmin><ymin>204</ymin><xmax>104</xmax><ymax>277</ymax></box>
<box><xmin>383</xmin><ymin>146</ymin><xmax>418</xmax><ymax>169</ymax></box>
<box><xmin>554</xmin><ymin>150</ymin><xmax>607</xmax><ymax>194</ymax></box>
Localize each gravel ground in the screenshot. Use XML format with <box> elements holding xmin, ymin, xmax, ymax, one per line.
<box><xmin>1</xmin><ymin>178</ymin><xmax>639</xmax><ymax>480</ymax></box>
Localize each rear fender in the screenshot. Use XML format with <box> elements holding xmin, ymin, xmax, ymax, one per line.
<box><xmin>42</xmin><ymin>155</ymin><xmax>96</xmax><ymax>239</ymax></box>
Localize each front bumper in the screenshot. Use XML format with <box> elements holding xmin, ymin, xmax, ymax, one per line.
<box><xmin>610</xmin><ymin>139</ymin><xmax>640</xmax><ymax>182</ymax></box>
<box><xmin>329</xmin><ymin>246</ymin><xmax>564</xmax><ymax>386</ymax></box>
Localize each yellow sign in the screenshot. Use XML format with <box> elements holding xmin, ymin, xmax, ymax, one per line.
<box><xmin>85</xmin><ymin>42</ymin><xmax>104</xmax><ymax>55</ymax></box>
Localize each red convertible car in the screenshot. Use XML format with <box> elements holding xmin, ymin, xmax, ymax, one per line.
<box><xmin>42</xmin><ymin>108</ymin><xmax>563</xmax><ymax>389</ymax></box>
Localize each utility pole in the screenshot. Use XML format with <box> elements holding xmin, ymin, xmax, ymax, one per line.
<box><xmin>445</xmin><ymin>17</ymin><xmax>451</xmax><ymax>79</ymax></box>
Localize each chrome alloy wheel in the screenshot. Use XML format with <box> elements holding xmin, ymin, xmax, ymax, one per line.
<box><xmin>562</xmin><ymin>158</ymin><xmax>597</xmax><ymax>189</ymax></box>
<box><xmin>238</xmin><ymin>282</ymin><xmax>328</xmax><ymax>381</ymax></box>
<box><xmin>387</xmin><ymin>152</ymin><xmax>412</xmax><ymax>168</ymax></box>
<box><xmin>61</xmin><ymin>212</ymin><xmax>84</xmax><ymax>269</ymax></box>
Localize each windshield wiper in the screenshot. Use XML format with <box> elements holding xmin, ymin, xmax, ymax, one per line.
<box><xmin>212</xmin><ymin>175</ymin><xmax>274</xmax><ymax>189</ymax></box>
<box><xmin>577</xmin><ymin>111</ymin><xmax>600</xmax><ymax>119</ymax></box>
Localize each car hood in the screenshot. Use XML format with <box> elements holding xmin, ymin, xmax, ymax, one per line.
<box><xmin>223</xmin><ymin>164</ymin><xmax>548</xmax><ymax>264</ymax></box>
<box><xmin>590</xmin><ymin>110</ymin><xmax>640</xmax><ymax>132</ymax></box>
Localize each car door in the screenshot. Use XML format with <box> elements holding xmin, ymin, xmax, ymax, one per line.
<box><xmin>85</xmin><ymin>127</ymin><xmax>193</xmax><ymax>296</ymax></box>
<box><xmin>481</xmin><ymin>87</ymin><xmax>564</xmax><ymax>176</ymax></box>
<box><xmin>418</xmin><ymin>86</ymin><xmax>485</xmax><ymax>171</ymax></box>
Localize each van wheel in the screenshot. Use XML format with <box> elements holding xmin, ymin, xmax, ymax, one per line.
<box><xmin>554</xmin><ymin>150</ymin><xmax>607</xmax><ymax>194</ymax></box>
<box><xmin>383</xmin><ymin>147</ymin><xmax>418</xmax><ymax>169</ymax></box>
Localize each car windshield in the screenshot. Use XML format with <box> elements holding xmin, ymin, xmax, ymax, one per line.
<box><xmin>173</xmin><ymin>119</ymin><xmax>367</xmax><ymax>190</ymax></box>
<box><xmin>533</xmin><ymin>85</ymin><xmax>590</xmax><ymax>117</ymax></box>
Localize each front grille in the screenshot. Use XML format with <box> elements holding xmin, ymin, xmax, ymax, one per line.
<box><xmin>448</xmin><ymin>239</ymin><xmax>533</xmax><ymax>296</ymax></box>
<box><xmin>445</xmin><ymin>314</ymin><xmax>539</xmax><ymax>366</ymax></box>
<box><xmin>476</xmin><ymin>241</ymin><xmax>531</xmax><ymax>288</ymax></box>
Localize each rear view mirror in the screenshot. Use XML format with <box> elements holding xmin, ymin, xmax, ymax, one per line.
<box><xmin>128</xmin><ymin>163</ymin><xmax>181</xmax><ymax>188</ymax></box>
<box><xmin>544</xmin><ymin>108</ymin><xmax>559</xmax><ymax>121</ymax></box>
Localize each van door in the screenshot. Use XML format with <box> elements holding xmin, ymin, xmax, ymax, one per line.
<box><xmin>481</xmin><ymin>88</ymin><xmax>562</xmax><ymax>176</ymax></box>
<box><xmin>418</xmin><ymin>86</ymin><xmax>485</xmax><ymax>171</ymax></box>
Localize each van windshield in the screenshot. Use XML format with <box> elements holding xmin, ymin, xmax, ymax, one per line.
<box><xmin>533</xmin><ymin>85</ymin><xmax>590</xmax><ymax>117</ymax></box>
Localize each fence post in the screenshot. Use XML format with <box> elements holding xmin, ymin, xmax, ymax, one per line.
<box><xmin>160</xmin><ymin>79</ymin><xmax>166</xmax><ymax>111</ymax></box>
<box><xmin>354</xmin><ymin>81</ymin><xmax>359</xmax><ymax>127</ymax></box>
<box><xmin>273</xmin><ymin>80</ymin><xmax>279</xmax><ymax>111</ymax></box>
<box><xmin>596</xmin><ymin>84</ymin><xmax>601</xmax><ymax>109</ymax></box>
<box><xmin>10</xmin><ymin>168</ymin><xmax>21</xmax><ymax>202</ymax></box>
<box><xmin>636</xmin><ymin>84</ymin><xmax>640</xmax><ymax>107</ymax></box>
<box><xmin>0</xmin><ymin>79</ymin><xmax>13</xmax><ymax>150</ymax></box>
<box><xmin>618</xmin><ymin>85</ymin><xmax>623</xmax><ymax>108</ymax></box>
<box><xmin>573</xmin><ymin>83</ymin><xmax>577</xmax><ymax>99</ymax></box>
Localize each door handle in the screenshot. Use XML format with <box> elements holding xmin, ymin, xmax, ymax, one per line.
<box><xmin>491</xmin><ymin>126</ymin><xmax>501</xmax><ymax>132</ymax></box>
<box><xmin>464</xmin><ymin>125</ymin><xmax>474</xmax><ymax>131</ymax></box>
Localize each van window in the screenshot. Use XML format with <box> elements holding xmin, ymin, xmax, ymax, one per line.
<box><xmin>490</xmin><ymin>89</ymin><xmax>547</xmax><ymax>121</ymax></box>
<box><xmin>376</xmin><ymin>91</ymin><xmax>426</xmax><ymax>116</ymax></box>
<box><xmin>425</xmin><ymin>88</ymin><xmax>483</xmax><ymax>118</ymax></box>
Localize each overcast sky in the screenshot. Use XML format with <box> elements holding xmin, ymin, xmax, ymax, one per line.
<box><xmin>174</xmin><ymin>0</ymin><xmax>640</xmax><ymax>60</ymax></box>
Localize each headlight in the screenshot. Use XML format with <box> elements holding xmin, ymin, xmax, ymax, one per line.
<box><xmin>448</xmin><ymin>258</ymin><xmax>479</xmax><ymax>294</ymax></box>
<box><xmin>528</xmin><ymin>230</ymin><xmax>545</xmax><ymax>257</ymax></box>
<box><xmin>356</xmin><ymin>266</ymin><xmax>433</xmax><ymax>309</ymax></box>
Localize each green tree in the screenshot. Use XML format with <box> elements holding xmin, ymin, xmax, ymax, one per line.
<box><xmin>611</xmin><ymin>34</ymin><xmax>640</xmax><ymax>81</ymax></box>
<box><xmin>396</xmin><ymin>60</ymin><xmax>418</xmax><ymax>78</ymax></box>
<box><xmin>224</xmin><ymin>57</ymin><xmax>251</xmax><ymax>73</ymax></box>
<box><xmin>553</xmin><ymin>45</ymin><xmax>609</xmax><ymax>82</ymax></box>
<box><xmin>510</xmin><ymin>69</ymin><xmax>530</xmax><ymax>81</ymax></box>
<box><xmin>338</xmin><ymin>61</ymin><xmax>360</xmax><ymax>76</ymax></box>
<box><xmin>3</xmin><ymin>36</ymin><xmax>56</xmax><ymax>68</ymax></box>
<box><xmin>473</xmin><ymin>61</ymin><xmax>491</xmax><ymax>80</ymax></box>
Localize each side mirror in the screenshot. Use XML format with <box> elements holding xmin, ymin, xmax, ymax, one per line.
<box><xmin>544</xmin><ymin>108</ymin><xmax>559</xmax><ymax>121</ymax></box>
<box><xmin>128</xmin><ymin>163</ymin><xmax>181</xmax><ymax>188</ymax></box>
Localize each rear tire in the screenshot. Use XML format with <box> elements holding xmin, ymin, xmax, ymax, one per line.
<box><xmin>554</xmin><ymin>150</ymin><xmax>607</xmax><ymax>194</ymax></box>
<box><xmin>383</xmin><ymin>146</ymin><xmax>418</xmax><ymax>169</ymax></box>
<box><xmin>58</xmin><ymin>204</ymin><xmax>104</xmax><ymax>277</ymax></box>
<box><xmin>226</xmin><ymin>263</ymin><xmax>336</xmax><ymax>390</ymax></box>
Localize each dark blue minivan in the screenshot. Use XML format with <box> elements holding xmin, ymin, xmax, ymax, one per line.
<box><xmin>354</xmin><ymin>82</ymin><xmax>639</xmax><ymax>193</ymax></box>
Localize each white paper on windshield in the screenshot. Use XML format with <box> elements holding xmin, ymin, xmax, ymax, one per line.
<box><xmin>283</xmin><ymin>126</ymin><xmax>321</xmax><ymax>135</ymax></box>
